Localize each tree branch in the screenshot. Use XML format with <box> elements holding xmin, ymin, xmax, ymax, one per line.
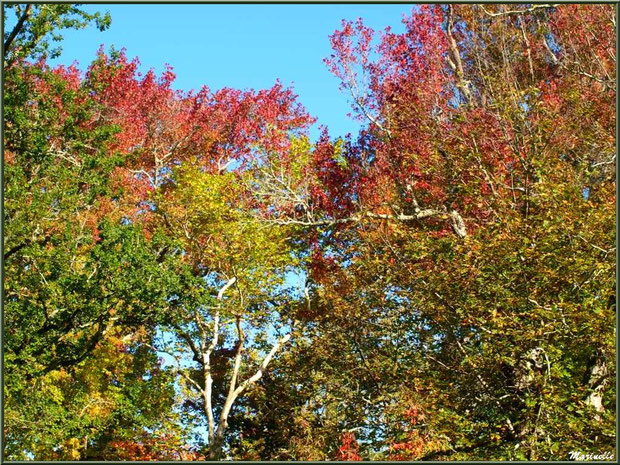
<box><xmin>4</xmin><ymin>4</ymin><xmax>32</xmax><ymax>55</ymax></box>
<box><xmin>446</xmin><ymin>5</ymin><xmax>472</xmax><ymax>103</ymax></box>
<box><xmin>211</xmin><ymin>316</ymin><xmax>246</xmax><ymax>457</ymax></box>
<box><xmin>4</xmin><ymin>234</ymin><xmax>53</xmax><ymax>261</ymax></box>
<box><xmin>203</xmin><ymin>276</ymin><xmax>236</xmax><ymax>445</ymax></box>
<box><xmin>265</xmin><ymin>209</ymin><xmax>467</xmax><ymax>238</ymax></box>
<box><xmin>233</xmin><ymin>330</ymin><xmax>292</xmax><ymax>398</ymax></box>
<box><xmin>480</xmin><ymin>4</ymin><xmax>559</xmax><ymax>18</ymax></box>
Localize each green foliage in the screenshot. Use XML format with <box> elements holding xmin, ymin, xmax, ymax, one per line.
<box><xmin>156</xmin><ymin>164</ymin><xmax>299</xmax><ymax>315</ymax></box>
<box><xmin>3</xmin><ymin>48</ymin><xmax>188</xmax><ymax>461</ymax></box>
<box><xmin>4</xmin><ymin>328</ymin><xmax>183</xmax><ymax>461</ymax></box>
<box><xmin>3</xmin><ymin>3</ymin><xmax>111</xmax><ymax>63</ymax></box>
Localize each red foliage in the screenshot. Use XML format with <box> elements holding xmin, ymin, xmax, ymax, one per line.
<box><xmin>322</xmin><ymin>3</ymin><xmax>616</xmax><ymax>240</ymax></box>
<box><xmin>388</xmin><ymin>404</ymin><xmax>429</xmax><ymax>461</ymax></box>
<box><xmin>77</xmin><ymin>48</ymin><xmax>315</xmax><ymax>238</ymax></box>
<box><xmin>335</xmin><ymin>431</ymin><xmax>362</xmax><ymax>461</ymax></box>
<box><xmin>309</xmin><ymin>129</ymin><xmax>361</xmax><ymax>218</ymax></box>
<box><xmin>86</xmin><ymin>48</ymin><xmax>314</xmax><ymax>191</ymax></box>
<box><xmin>323</xmin><ymin>6</ymin><xmax>462</xmax><ymax>231</ymax></box>
<box><xmin>106</xmin><ymin>436</ymin><xmax>205</xmax><ymax>461</ymax></box>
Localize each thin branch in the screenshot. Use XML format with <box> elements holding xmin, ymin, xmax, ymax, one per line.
<box><xmin>590</xmin><ymin>154</ymin><xmax>616</xmax><ymax>168</ymax></box>
<box><xmin>178</xmin><ymin>369</ymin><xmax>204</xmax><ymax>394</ymax></box>
<box><xmin>519</xmin><ymin>18</ymin><xmax>535</xmax><ymax>80</ymax></box>
<box><xmin>265</xmin><ymin>209</ymin><xmax>467</xmax><ymax>238</ymax></box>
<box><xmin>217</xmin><ymin>158</ymin><xmax>234</xmax><ymax>174</ymax></box>
<box><xmin>446</xmin><ymin>5</ymin><xmax>472</xmax><ymax>103</ymax></box>
<box><xmin>171</xmin><ymin>325</ymin><xmax>203</xmax><ymax>365</ymax></box>
<box><xmin>542</xmin><ymin>34</ymin><xmax>560</xmax><ymax>65</ymax></box>
<box><xmin>129</xmin><ymin>169</ymin><xmax>155</xmax><ymax>188</ymax></box>
<box><xmin>577</xmin><ymin>235</ymin><xmax>615</xmax><ymax>255</ymax></box>
<box><xmin>480</xmin><ymin>4</ymin><xmax>560</xmax><ymax>18</ymax></box>
<box><xmin>228</xmin><ymin>317</ymin><xmax>245</xmax><ymax>396</ymax></box>
<box><xmin>4</xmin><ymin>235</ymin><xmax>52</xmax><ymax>261</ymax></box>
<box><xmin>152</xmin><ymin>343</ymin><xmax>205</xmax><ymax>394</ymax></box>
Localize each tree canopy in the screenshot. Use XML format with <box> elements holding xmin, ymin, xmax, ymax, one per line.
<box><xmin>2</xmin><ymin>3</ymin><xmax>616</xmax><ymax>461</ymax></box>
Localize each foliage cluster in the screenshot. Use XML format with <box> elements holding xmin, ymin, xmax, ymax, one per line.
<box><xmin>2</xmin><ymin>3</ymin><xmax>616</xmax><ymax>461</ymax></box>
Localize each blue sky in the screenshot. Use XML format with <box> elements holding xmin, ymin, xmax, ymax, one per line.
<box><xmin>46</xmin><ymin>3</ymin><xmax>418</xmax><ymax>140</ymax></box>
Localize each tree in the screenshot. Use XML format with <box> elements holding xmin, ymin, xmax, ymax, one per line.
<box><xmin>78</xmin><ymin>48</ymin><xmax>315</xmax><ymax>458</ymax></box>
<box><xmin>3</xmin><ymin>3</ymin><xmax>111</xmax><ymax>65</ymax></box>
<box><xmin>4</xmin><ymin>326</ymin><xmax>186</xmax><ymax>461</ymax></box>
<box><xmin>2</xmin><ymin>25</ymin><xmax>189</xmax><ymax>460</ymax></box>
<box><xmin>151</xmin><ymin>166</ymin><xmax>299</xmax><ymax>459</ymax></box>
<box><xmin>293</xmin><ymin>3</ymin><xmax>616</xmax><ymax>460</ymax></box>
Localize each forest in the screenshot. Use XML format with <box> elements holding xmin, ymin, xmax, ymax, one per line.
<box><xmin>2</xmin><ymin>2</ymin><xmax>616</xmax><ymax>461</ymax></box>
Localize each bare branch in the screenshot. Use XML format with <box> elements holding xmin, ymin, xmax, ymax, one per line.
<box><xmin>150</xmin><ymin>343</ymin><xmax>204</xmax><ymax>394</ymax></box>
<box><xmin>204</xmin><ymin>275</ymin><xmax>236</xmax><ymax>444</ymax></box>
<box><xmin>542</xmin><ymin>35</ymin><xmax>560</xmax><ymax>65</ymax></box>
<box><xmin>591</xmin><ymin>154</ymin><xmax>616</xmax><ymax>168</ymax></box>
<box><xmin>233</xmin><ymin>331</ymin><xmax>292</xmax><ymax>398</ymax></box>
<box><xmin>217</xmin><ymin>158</ymin><xmax>234</xmax><ymax>174</ymax></box>
<box><xmin>129</xmin><ymin>169</ymin><xmax>155</xmax><ymax>188</ymax></box>
<box><xmin>51</xmin><ymin>149</ymin><xmax>82</xmax><ymax>167</ymax></box>
<box><xmin>178</xmin><ymin>368</ymin><xmax>204</xmax><ymax>394</ymax></box>
<box><xmin>171</xmin><ymin>325</ymin><xmax>203</xmax><ymax>365</ymax></box>
<box><xmin>265</xmin><ymin>209</ymin><xmax>467</xmax><ymax>238</ymax></box>
<box><xmin>217</xmin><ymin>276</ymin><xmax>237</xmax><ymax>301</ymax></box>
<box><xmin>519</xmin><ymin>18</ymin><xmax>535</xmax><ymax>80</ymax></box>
<box><xmin>228</xmin><ymin>317</ymin><xmax>245</xmax><ymax>396</ymax></box>
<box><xmin>447</xmin><ymin>5</ymin><xmax>472</xmax><ymax>103</ymax></box>
<box><xmin>577</xmin><ymin>235</ymin><xmax>616</xmax><ymax>255</ymax></box>
<box><xmin>480</xmin><ymin>4</ymin><xmax>560</xmax><ymax>18</ymax></box>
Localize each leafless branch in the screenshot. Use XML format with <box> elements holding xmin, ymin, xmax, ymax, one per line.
<box><xmin>265</xmin><ymin>209</ymin><xmax>467</xmax><ymax>238</ymax></box>
<box><xmin>480</xmin><ymin>4</ymin><xmax>560</xmax><ymax>18</ymax></box>
<box><xmin>233</xmin><ymin>331</ymin><xmax>293</xmax><ymax>397</ymax></box>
